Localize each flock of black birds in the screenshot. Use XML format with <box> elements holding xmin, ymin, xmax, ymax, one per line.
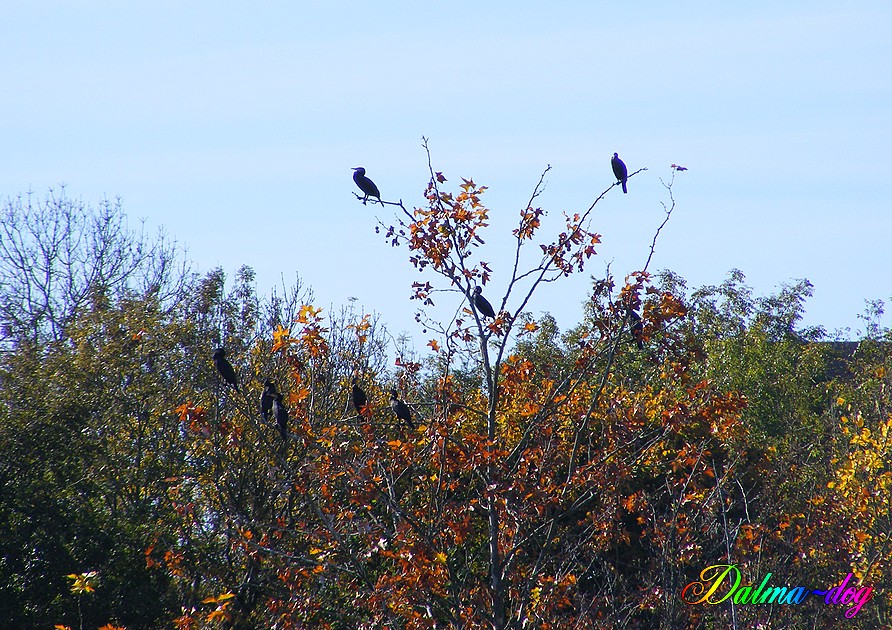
<box><xmin>212</xmin><ymin>350</ymin><xmax>418</xmax><ymax>440</ymax></box>
<box><xmin>212</xmin><ymin>154</ymin><xmax>640</xmax><ymax>440</ymax></box>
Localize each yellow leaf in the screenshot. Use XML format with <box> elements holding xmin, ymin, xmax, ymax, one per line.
<box><xmin>297</xmin><ymin>304</ymin><xmax>323</xmax><ymax>323</ymax></box>
<box><xmin>66</xmin><ymin>571</ymin><xmax>99</xmax><ymax>595</ymax></box>
<box><xmin>272</xmin><ymin>325</ymin><xmax>292</xmax><ymax>350</ymax></box>
<box><xmin>202</xmin><ymin>592</ymin><xmax>235</xmax><ymax>604</ymax></box>
<box><xmin>206</xmin><ymin>609</ymin><xmax>231</xmax><ymax>622</ymax></box>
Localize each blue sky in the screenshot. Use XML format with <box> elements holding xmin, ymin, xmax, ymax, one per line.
<box><xmin>2</xmin><ymin>2</ymin><xmax>890</xmax><ymax>342</ymax></box>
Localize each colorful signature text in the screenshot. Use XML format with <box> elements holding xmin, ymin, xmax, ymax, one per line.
<box><xmin>681</xmin><ymin>564</ymin><xmax>873</xmax><ymax>619</ymax></box>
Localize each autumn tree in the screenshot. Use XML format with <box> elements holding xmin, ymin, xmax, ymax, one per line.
<box><xmin>359</xmin><ymin>147</ymin><xmax>747</xmax><ymax>629</ymax></box>
<box><xmin>150</xmin><ymin>148</ymin><xmax>780</xmax><ymax>629</ymax></box>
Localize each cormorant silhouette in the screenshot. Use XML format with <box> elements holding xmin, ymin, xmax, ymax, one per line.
<box><xmin>628</xmin><ymin>308</ymin><xmax>644</xmax><ymax>349</ymax></box>
<box><xmin>389</xmin><ymin>389</ymin><xmax>416</xmax><ymax>430</ymax></box>
<box><xmin>473</xmin><ymin>286</ymin><xmax>496</xmax><ymax>319</ymax></box>
<box><xmin>611</xmin><ymin>153</ymin><xmax>628</xmax><ymax>194</ymax></box>
<box><xmin>351</xmin><ymin>379</ymin><xmax>368</xmax><ymax>416</ymax></box>
<box><xmin>273</xmin><ymin>393</ymin><xmax>288</xmax><ymax>440</ymax></box>
<box><xmin>353</xmin><ymin>167</ymin><xmax>382</xmax><ymax>205</ymax></box>
<box><xmin>260</xmin><ymin>380</ymin><xmax>277</xmax><ymax>421</ymax></box>
<box><xmin>213</xmin><ymin>348</ymin><xmax>239</xmax><ymax>391</ymax></box>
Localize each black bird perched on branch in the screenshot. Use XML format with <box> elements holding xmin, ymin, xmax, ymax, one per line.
<box><xmin>628</xmin><ymin>308</ymin><xmax>644</xmax><ymax>349</ymax></box>
<box><xmin>473</xmin><ymin>286</ymin><xmax>496</xmax><ymax>319</ymax></box>
<box><xmin>213</xmin><ymin>348</ymin><xmax>239</xmax><ymax>391</ymax></box>
<box><xmin>353</xmin><ymin>167</ymin><xmax>382</xmax><ymax>205</ymax></box>
<box><xmin>611</xmin><ymin>153</ymin><xmax>628</xmax><ymax>194</ymax></box>
<box><xmin>351</xmin><ymin>379</ymin><xmax>368</xmax><ymax>416</ymax></box>
<box><xmin>272</xmin><ymin>393</ymin><xmax>288</xmax><ymax>440</ymax></box>
<box><xmin>260</xmin><ymin>380</ymin><xmax>278</xmax><ymax>421</ymax></box>
<box><xmin>389</xmin><ymin>389</ymin><xmax>416</xmax><ymax>430</ymax></box>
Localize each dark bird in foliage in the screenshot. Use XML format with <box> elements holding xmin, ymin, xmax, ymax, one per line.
<box><xmin>351</xmin><ymin>379</ymin><xmax>368</xmax><ymax>416</ymax></box>
<box><xmin>353</xmin><ymin>167</ymin><xmax>382</xmax><ymax>205</ymax></box>
<box><xmin>628</xmin><ymin>308</ymin><xmax>644</xmax><ymax>349</ymax></box>
<box><xmin>213</xmin><ymin>348</ymin><xmax>239</xmax><ymax>391</ymax></box>
<box><xmin>389</xmin><ymin>389</ymin><xmax>416</xmax><ymax>430</ymax></box>
<box><xmin>273</xmin><ymin>393</ymin><xmax>288</xmax><ymax>440</ymax></box>
<box><xmin>611</xmin><ymin>153</ymin><xmax>628</xmax><ymax>194</ymax></box>
<box><xmin>261</xmin><ymin>380</ymin><xmax>278</xmax><ymax>421</ymax></box>
<box><xmin>473</xmin><ymin>286</ymin><xmax>496</xmax><ymax>319</ymax></box>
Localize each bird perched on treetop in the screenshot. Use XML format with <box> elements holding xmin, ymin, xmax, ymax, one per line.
<box><xmin>213</xmin><ymin>348</ymin><xmax>239</xmax><ymax>391</ymax></box>
<box><xmin>389</xmin><ymin>389</ymin><xmax>416</xmax><ymax>430</ymax></box>
<box><xmin>473</xmin><ymin>286</ymin><xmax>496</xmax><ymax>319</ymax></box>
<box><xmin>611</xmin><ymin>153</ymin><xmax>628</xmax><ymax>194</ymax></box>
<box><xmin>260</xmin><ymin>380</ymin><xmax>278</xmax><ymax>421</ymax></box>
<box><xmin>272</xmin><ymin>393</ymin><xmax>288</xmax><ymax>440</ymax></box>
<box><xmin>353</xmin><ymin>167</ymin><xmax>382</xmax><ymax>205</ymax></box>
<box><xmin>351</xmin><ymin>378</ymin><xmax>369</xmax><ymax>417</ymax></box>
